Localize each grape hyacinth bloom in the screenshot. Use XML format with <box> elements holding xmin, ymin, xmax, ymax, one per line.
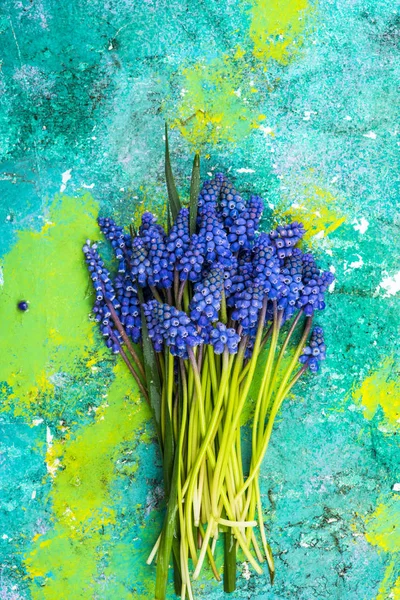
<box><xmin>270</xmin><ymin>221</ymin><xmax>306</xmax><ymax>260</ymax></box>
<box><xmin>210</xmin><ymin>322</ymin><xmax>240</xmax><ymax>354</ymax></box>
<box><xmin>297</xmin><ymin>253</ymin><xmax>335</xmax><ymax>316</ymax></box>
<box><xmin>166</xmin><ymin>207</ymin><xmax>190</xmax><ymax>262</ymax></box>
<box><xmin>144</xmin><ymin>300</ymin><xmax>203</xmax><ymax>358</ymax></box>
<box><xmin>299</xmin><ymin>326</ymin><xmax>326</xmax><ymax>372</ymax></box>
<box><xmin>98</xmin><ymin>216</ymin><xmax>132</xmax><ymax>273</ymax></box>
<box><xmin>189</xmin><ymin>264</ymin><xmax>224</xmax><ymax>327</ymax></box>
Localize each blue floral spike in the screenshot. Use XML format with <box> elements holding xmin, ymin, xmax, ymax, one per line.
<box><xmin>189</xmin><ymin>264</ymin><xmax>224</xmax><ymax>327</ymax></box>
<box><xmin>230</xmin><ymin>279</ymin><xmax>267</xmax><ymax>334</ymax></box>
<box><xmin>166</xmin><ymin>207</ymin><xmax>190</xmax><ymax>262</ymax></box>
<box><xmin>220</xmin><ymin>179</ymin><xmax>246</xmax><ymax>228</ymax></box>
<box><xmin>98</xmin><ymin>216</ymin><xmax>132</xmax><ymax>273</ymax></box>
<box><xmin>130</xmin><ymin>237</ymin><xmax>151</xmax><ymax>287</ymax></box>
<box><xmin>146</xmin><ymin>227</ymin><xmax>174</xmax><ymax>289</ymax></box>
<box><xmin>93</xmin><ymin>301</ymin><xmax>123</xmax><ymax>354</ymax></box>
<box><xmin>227</xmin><ymin>194</ymin><xmax>264</xmax><ymax>252</ymax></box>
<box><xmin>197</xmin><ymin>173</ymin><xmax>225</xmax><ymax>217</ymax></box>
<box><xmin>139</xmin><ymin>212</ymin><xmax>165</xmax><ymax>245</ymax></box>
<box><xmin>299</xmin><ymin>326</ymin><xmax>326</xmax><ymax>372</ymax></box>
<box><xmin>177</xmin><ymin>233</ymin><xmax>206</xmax><ymax>282</ymax></box>
<box><xmin>143</xmin><ymin>300</ymin><xmax>203</xmax><ymax>358</ymax></box>
<box><xmin>269</xmin><ymin>221</ymin><xmax>306</xmax><ymax>260</ymax></box>
<box><xmin>278</xmin><ymin>248</ymin><xmax>305</xmax><ymax>322</ymax></box>
<box><xmin>83</xmin><ymin>241</ymin><xmax>120</xmax><ymax>308</ymax></box>
<box><xmin>198</xmin><ymin>203</ymin><xmax>234</xmax><ymax>266</ymax></box>
<box><xmin>115</xmin><ymin>274</ymin><xmax>141</xmax><ymax>343</ymax></box>
<box><xmin>210</xmin><ymin>322</ymin><xmax>240</xmax><ymax>354</ymax></box>
<box><xmin>297</xmin><ymin>254</ymin><xmax>335</xmax><ymax>316</ymax></box>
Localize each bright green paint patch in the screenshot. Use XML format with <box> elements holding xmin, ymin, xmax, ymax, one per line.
<box><xmin>0</xmin><ymin>193</ymin><xmax>99</xmax><ymax>420</ymax></box>
<box><xmin>25</xmin><ymin>361</ymin><xmax>152</xmax><ymax>599</ymax></box>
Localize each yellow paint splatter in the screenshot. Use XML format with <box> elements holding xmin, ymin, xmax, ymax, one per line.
<box><xmin>25</xmin><ymin>362</ymin><xmax>153</xmax><ymax>599</ymax></box>
<box><xmin>174</xmin><ymin>0</ymin><xmax>315</xmax><ymax>147</ymax></box>
<box><xmin>276</xmin><ymin>184</ymin><xmax>346</xmax><ymax>243</ymax></box>
<box><xmin>353</xmin><ymin>357</ymin><xmax>400</xmax><ymax>430</ymax></box>
<box><xmin>246</xmin><ymin>0</ymin><xmax>312</xmax><ymax>65</ymax></box>
<box><xmin>365</xmin><ymin>497</ymin><xmax>400</xmax><ymax>599</ymax></box>
<box><xmin>0</xmin><ymin>193</ymin><xmax>100</xmax><ymax>420</ymax></box>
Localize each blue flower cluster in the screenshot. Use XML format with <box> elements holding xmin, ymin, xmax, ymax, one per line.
<box><xmin>299</xmin><ymin>327</ymin><xmax>326</xmax><ymax>372</ymax></box>
<box><xmin>85</xmin><ymin>173</ymin><xmax>334</xmax><ymax>366</ymax></box>
<box><xmin>210</xmin><ymin>322</ymin><xmax>240</xmax><ymax>354</ymax></box>
<box><xmin>143</xmin><ymin>300</ymin><xmax>203</xmax><ymax>358</ymax></box>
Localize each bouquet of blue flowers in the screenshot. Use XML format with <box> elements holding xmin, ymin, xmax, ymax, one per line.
<box><xmin>83</xmin><ymin>128</ymin><xmax>334</xmax><ymax>599</ymax></box>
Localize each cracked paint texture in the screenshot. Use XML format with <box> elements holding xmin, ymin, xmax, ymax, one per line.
<box><xmin>0</xmin><ymin>0</ymin><xmax>399</xmax><ymax>598</ymax></box>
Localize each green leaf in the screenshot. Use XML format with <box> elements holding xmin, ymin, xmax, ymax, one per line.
<box><xmin>137</xmin><ymin>286</ymin><xmax>162</xmax><ymax>439</ymax></box>
<box><xmin>165</xmin><ymin>123</ymin><xmax>181</xmax><ymax>222</ymax></box>
<box><xmin>189</xmin><ymin>153</ymin><xmax>200</xmax><ymax>235</ymax></box>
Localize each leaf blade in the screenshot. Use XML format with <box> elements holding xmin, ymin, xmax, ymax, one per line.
<box><xmin>189</xmin><ymin>153</ymin><xmax>200</xmax><ymax>235</ymax></box>
<box><xmin>165</xmin><ymin>123</ymin><xmax>181</xmax><ymax>222</ymax></box>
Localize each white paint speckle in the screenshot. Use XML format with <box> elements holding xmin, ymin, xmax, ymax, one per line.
<box><xmin>233</xmin><ymin>88</ymin><xmax>242</xmax><ymax>98</ymax></box>
<box><xmin>303</xmin><ymin>110</ymin><xmax>317</xmax><ymax>121</ymax></box>
<box><xmin>345</xmin><ymin>115</ymin><xmax>352</xmax><ymax>121</ymax></box>
<box><xmin>60</xmin><ymin>169</ymin><xmax>72</xmax><ymax>193</ymax></box>
<box><xmin>363</xmin><ymin>131</ymin><xmax>377</xmax><ymax>140</ymax></box>
<box><xmin>236</xmin><ymin>168</ymin><xmax>255</xmax><ymax>174</ymax></box>
<box><xmin>241</xmin><ymin>562</ymin><xmax>251</xmax><ymax>580</ymax></box>
<box><xmin>0</xmin><ymin>265</ymin><xmax>3</xmax><ymax>286</ymax></box>
<box><xmin>329</xmin><ymin>266</ymin><xmax>336</xmax><ymax>292</ymax></box>
<box><xmin>349</xmin><ymin>255</ymin><xmax>364</xmax><ymax>270</ymax></box>
<box><xmin>2</xmin><ymin>534</ymin><xmax>8</xmax><ymax>540</ymax></box>
<box><xmin>352</xmin><ymin>217</ymin><xmax>369</xmax><ymax>234</ymax></box>
<box><xmin>31</xmin><ymin>490</ymin><xmax>36</xmax><ymax>499</ymax></box>
<box><xmin>314</xmin><ymin>230</ymin><xmax>325</xmax><ymax>239</ymax></box>
<box><xmin>32</xmin><ymin>418</ymin><xmax>44</xmax><ymax>426</ymax></box>
<box><xmin>392</xmin><ymin>483</ymin><xmax>400</xmax><ymax>492</ymax></box>
<box><xmin>82</xmin><ymin>183</ymin><xmax>95</xmax><ymax>189</ymax></box>
<box><xmin>259</xmin><ymin>125</ymin><xmax>274</xmax><ymax>136</ymax></box>
<box><xmin>375</xmin><ymin>271</ymin><xmax>400</xmax><ymax>298</ymax></box>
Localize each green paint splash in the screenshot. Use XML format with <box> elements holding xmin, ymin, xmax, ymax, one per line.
<box><xmin>25</xmin><ymin>362</ymin><xmax>153</xmax><ymax>599</ymax></box>
<box><xmin>0</xmin><ymin>193</ymin><xmax>99</xmax><ymax>419</ymax></box>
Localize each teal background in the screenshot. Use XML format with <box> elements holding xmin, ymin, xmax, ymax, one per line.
<box><xmin>0</xmin><ymin>0</ymin><xmax>399</xmax><ymax>599</ymax></box>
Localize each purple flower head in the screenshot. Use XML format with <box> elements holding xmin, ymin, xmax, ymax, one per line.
<box><xmin>189</xmin><ymin>264</ymin><xmax>224</xmax><ymax>327</ymax></box>
<box><xmin>98</xmin><ymin>216</ymin><xmax>132</xmax><ymax>274</ymax></box>
<box><xmin>252</xmin><ymin>234</ymin><xmax>284</xmax><ymax>301</ymax></box>
<box><xmin>270</xmin><ymin>221</ymin><xmax>305</xmax><ymax>260</ymax></box>
<box><xmin>130</xmin><ymin>237</ymin><xmax>151</xmax><ymax>287</ymax></box>
<box><xmin>227</xmin><ymin>194</ymin><xmax>264</xmax><ymax>252</ymax></box>
<box><xmin>177</xmin><ymin>233</ymin><xmax>206</xmax><ymax>282</ymax></box>
<box><xmin>198</xmin><ymin>204</ymin><xmax>234</xmax><ymax>267</ymax></box>
<box><xmin>146</xmin><ymin>228</ymin><xmax>174</xmax><ymax>289</ymax></box>
<box><xmin>220</xmin><ymin>180</ymin><xmax>246</xmax><ymax>228</ymax></box>
<box><xmin>231</xmin><ymin>279</ymin><xmax>266</xmax><ymax>334</ymax></box>
<box><xmin>297</xmin><ymin>254</ymin><xmax>335</xmax><ymax>316</ymax></box>
<box><xmin>143</xmin><ymin>300</ymin><xmax>203</xmax><ymax>358</ymax></box>
<box><xmin>115</xmin><ymin>274</ymin><xmax>141</xmax><ymax>344</ymax></box>
<box><xmin>197</xmin><ymin>173</ymin><xmax>225</xmax><ymax>218</ymax></box>
<box><xmin>139</xmin><ymin>212</ymin><xmax>165</xmax><ymax>245</ymax></box>
<box><xmin>83</xmin><ymin>241</ymin><xmax>120</xmax><ymax>308</ymax></box>
<box><xmin>166</xmin><ymin>207</ymin><xmax>190</xmax><ymax>262</ymax></box>
<box><xmin>210</xmin><ymin>322</ymin><xmax>241</xmax><ymax>354</ymax></box>
<box><xmin>299</xmin><ymin>326</ymin><xmax>326</xmax><ymax>372</ymax></box>
<box><xmin>278</xmin><ymin>248</ymin><xmax>304</xmax><ymax>322</ymax></box>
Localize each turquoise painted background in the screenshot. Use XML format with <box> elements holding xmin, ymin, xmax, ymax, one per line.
<box><xmin>0</xmin><ymin>0</ymin><xmax>399</xmax><ymax>598</ymax></box>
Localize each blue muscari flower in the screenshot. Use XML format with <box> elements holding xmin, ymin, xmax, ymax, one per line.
<box><xmin>130</xmin><ymin>237</ymin><xmax>151</xmax><ymax>287</ymax></box>
<box><xmin>278</xmin><ymin>248</ymin><xmax>304</xmax><ymax>322</ymax></box>
<box><xmin>115</xmin><ymin>274</ymin><xmax>141</xmax><ymax>344</ymax></box>
<box><xmin>219</xmin><ymin>180</ymin><xmax>246</xmax><ymax>228</ymax></box>
<box><xmin>92</xmin><ymin>301</ymin><xmax>123</xmax><ymax>354</ymax></box>
<box><xmin>189</xmin><ymin>264</ymin><xmax>224</xmax><ymax>327</ymax></box>
<box><xmin>198</xmin><ymin>204</ymin><xmax>234</xmax><ymax>267</ymax></box>
<box><xmin>229</xmin><ymin>254</ymin><xmax>254</xmax><ymax>298</ymax></box>
<box><xmin>83</xmin><ymin>242</ymin><xmax>120</xmax><ymax>308</ymax></box>
<box><xmin>98</xmin><ymin>216</ymin><xmax>132</xmax><ymax>274</ymax></box>
<box><xmin>299</xmin><ymin>326</ymin><xmax>326</xmax><ymax>372</ymax></box>
<box><xmin>269</xmin><ymin>222</ymin><xmax>306</xmax><ymax>260</ymax></box>
<box><xmin>297</xmin><ymin>253</ymin><xmax>335</xmax><ymax>316</ymax></box>
<box><xmin>166</xmin><ymin>207</ymin><xmax>190</xmax><ymax>262</ymax></box>
<box><xmin>139</xmin><ymin>212</ymin><xmax>165</xmax><ymax>245</ymax></box>
<box><xmin>227</xmin><ymin>194</ymin><xmax>264</xmax><ymax>252</ymax></box>
<box><xmin>252</xmin><ymin>234</ymin><xmax>284</xmax><ymax>300</ymax></box>
<box><xmin>143</xmin><ymin>300</ymin><xmax>203</xmax><ymax>358</ymax></box>
<box><xmin>210</xmin><ymin>322</ymin><xmax>240</xmax><ymax>354</ymax></box>
<box><xmin>146</xmin><ymin>227</ymin><xmax>174</xmax><ymax>289</ymax></box>
<box><xmin>230</xmin><ymin>278</ymin><xmax>266</xmax><ymax>334</ymax></box>
<box><xmin>177</xmin><ymin>233</ymin><xmax>206</xmax><ymax>282</ymax></box>
<box><xmin>197</xmin><ymin>173</ymin><xmax>225</xmax><ymax>218</ymax></box>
